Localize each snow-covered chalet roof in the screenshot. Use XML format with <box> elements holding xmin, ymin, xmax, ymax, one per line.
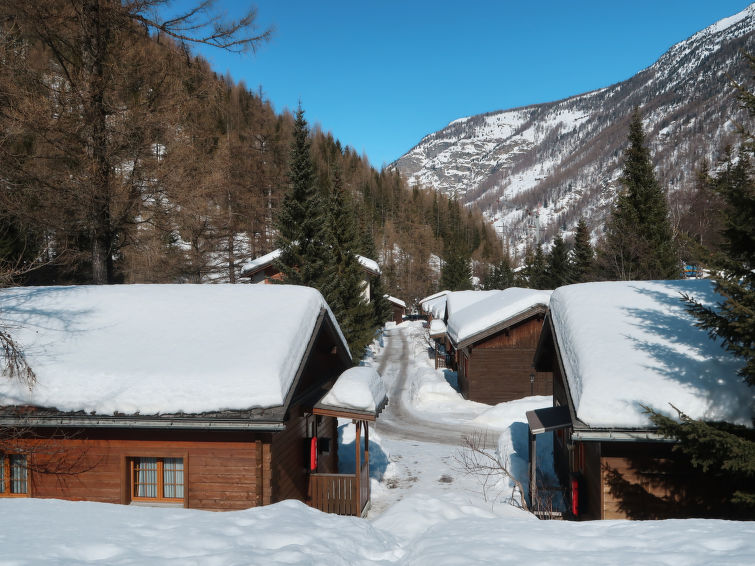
<box><xmin>317</xmin><ymin>366</ymin><xmax>387</xmax><ymax>418</ymax></box>
<box><xmin>445</xmin><ymin>290</ymin><xmax>503</xmax><ymax>322</ymax></box>
<box><xmin>549</xmin><ymin>280</ymin><xmax>753</xmax><ymax>429</ymax></box>
<box><xmin>240</xmin><ymin>249</ymin><xmax>380</xmax><ymax>277</ymax></box>
<box><xmin>447</xmin><ymin>288</ymin><xmax>552</xmax><ymax>347</ymax></box>
<box><xmin>0</xmin><ymin>284</ymin><xmax>348</xmax><ymax>416</ymax></box>
<box><xmin>419</xmin><ymin>290</ymin><xmax>450</xmax><ymax>318</ymax></box>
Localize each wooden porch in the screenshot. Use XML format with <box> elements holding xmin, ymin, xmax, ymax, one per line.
<box><xmin>307</xmin><ymin>418</ymin><xmax>373</xmax><ymax>517</ymax></box>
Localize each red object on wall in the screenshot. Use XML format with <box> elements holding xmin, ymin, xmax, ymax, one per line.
<box><xmin>310</xmin><ymin>437</ymin><xmax>318</xmax><ymax>471</ymax></box>
<box><xmin>571</xmin><ymin>476</ymin><xmax>579</xmax><ymax>517</ymax></box>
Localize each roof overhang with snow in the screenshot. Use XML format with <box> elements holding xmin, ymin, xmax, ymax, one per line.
<box><xmin>313</xmin><ymin>366</ymin><xmax>388</xmax><ymax>422</ymax></box>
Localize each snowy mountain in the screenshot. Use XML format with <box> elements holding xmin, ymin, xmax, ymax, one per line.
<box><xmin>393</xmin><ymin>5</ymin><xmax>755</xmax><ymax>255</ymax></box>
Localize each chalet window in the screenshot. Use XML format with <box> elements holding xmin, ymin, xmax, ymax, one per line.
<box><xmin>0</xmin><ymin>453</ymin><xmax>28</xmax><ymax>496</ymax></box>
<box><xmin>131</xmin><ymin>457</ymin><xmax>184</xmax><ymax>502</ymax></box>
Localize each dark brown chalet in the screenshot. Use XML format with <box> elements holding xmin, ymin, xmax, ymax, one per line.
<box><xmin>0</xmin><ymin>284</ymin><xmax>385</xmax><ymax>516</ymax></box>
<box><xmin>384</xmin><ymin>296</ymin><xmax>406</xmax><ymax>325</ymax></box>
<box><xmin>446</xmin><ymin>289</ymin><xmax>553</xmax><ymax>404</ymax></box>
<box><xmin>528</xmin><ymin>280</ymin><xmax>751</xmax><ymax>520</ymax></box>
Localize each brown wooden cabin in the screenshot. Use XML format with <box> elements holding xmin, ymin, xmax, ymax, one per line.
<box><xmin>241</xmin><ymin>249</ymin><xmax>380</xmax><ymax>301</ymax></box>
<box><xmin>446</xmin><ymin>290</ymin><xmax>553</xmax><ymax>404</ymax></box>
<box><xmin>0</xmin><ymin>285</ymin><xmax>384</xmax><ymax>516</ymax></box>
<box><xmin>527</xmin><ymin>280</ymin><xmax>751</xmax><ymax>521</ymax></box>
<box><xmin>385</xmin><ymin>295</ymin><xmax>406</xmax><ymax>325</ymax></box>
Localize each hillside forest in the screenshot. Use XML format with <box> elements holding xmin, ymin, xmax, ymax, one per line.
<box><xmin>0</xmin><ymin>1</ymin><xmax>502</xmax><ymax>304</ymax></box>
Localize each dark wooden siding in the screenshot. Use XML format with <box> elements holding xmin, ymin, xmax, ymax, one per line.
<box><xmin>463</xmin><ymin>316</ymin><xmax>552</xmax><ymax>404</ymax></box>
<box><xmin>18</xmin><ymin>429</ymin><xmax>271</xmax><ymax>511</ymax></box>
<box><xmin>576</xmin><ymin>441</ymin><xmax>602</xmax><ymax>521</ymax></box>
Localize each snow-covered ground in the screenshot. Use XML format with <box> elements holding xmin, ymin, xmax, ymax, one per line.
<box><xmin>1</xmin><ymin>322</ymin><xmax>753</xmax><ymax>565</ymax></box>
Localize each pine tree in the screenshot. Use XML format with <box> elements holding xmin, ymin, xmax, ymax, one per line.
<box><xmin>274</xmin><ymin>106</ymin><xmax>331</xmax><ymax>287</ymax></box>
<box><xmin>571</xmin><ymin>218</ymin><xmax>594</xmax><ymax>283</ymax></box>
<box><xmin>321</xmin><ymin>165</ymin><xmax>376</xmax><ymax>359</ymax></box>
<box><xmin>526</xmin><ymin>244</ymin><xmax>549</xmax><ymax>290</ymax></box>
<box><xmin>483</xmin><ymin>254</ymin><xmax>515</xmax><ymax>290</ymax></box>
<box><xmin>646</xmin><ymin>406</ymin><xmax>755</xmax><ymax>517</ymax></box>
<box><xmin>597</xmin><ymin>108</ymin><xmax>678</xmax><ymax>280</ymax></box>
<box><xmin>440</xmin><ymin>238</ymin><xmax>472</xmax><ymax>291</ymax></box>
<box><xmin>545</xmin><ymin>234</ymin><xmax>572</xmax><ymax>288</ymax></box>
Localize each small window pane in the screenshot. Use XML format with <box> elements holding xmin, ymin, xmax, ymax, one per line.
<box><xmin>134</xmin><ymin>458</ymin><xmax>157</xmax><ymax>498</ymax></box>
<box><xmin>10</xmin><ymin>455</ymin><xmax>27</xmax><ymax>494</ymax></box>
<box><xmin>0</xmin><ymin>455</ymin><xmax>5</xmax><ymax>493</ymax></box>
<box><xmin>163</xmin><ymin>458</ymin><xmax>184</xmax><ymax>499</ymax></box>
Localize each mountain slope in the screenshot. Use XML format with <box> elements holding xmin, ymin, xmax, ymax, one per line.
<box><xmin>393</xmin><ymin>5</ymin><xmax>755</xmax><ymax>255</ymax></box>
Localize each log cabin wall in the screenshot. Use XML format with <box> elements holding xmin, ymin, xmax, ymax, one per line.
<box><xmin>464</xmin><ymin>316</ymin><xmax>552</xmax><ymax>404</ymax></box>
<box><xmin>17</xmin><ymin>428</ymin><xmax>272</xmax><ymax>511</ymax></box>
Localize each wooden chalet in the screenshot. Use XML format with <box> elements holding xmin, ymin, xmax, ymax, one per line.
<box><xmin>241</xmin><ymin>249</ymin><xmax>381</xmax><ymax>301</ymax></box>
<box><xmin>0</xmin><ymin>284</ymin><xmax>386</xmax><ymax>516</ymax></box>
<box><xmin>384</xmin><ymin>295</ymin><xmax>406</xmax><ymax>325</ymax></box>
<box><xmin>446</xmin><ymin>288</ymin><xmax>553</xmax><ymax>404</ymax></box>
<box><xmin>528</xmin><ymin>280</ymin><xmax>751</xmax><ymax>520</ymax></box>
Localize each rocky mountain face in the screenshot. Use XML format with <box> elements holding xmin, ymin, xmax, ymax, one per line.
<box><xmin>393</xmin><ymin>6</ymin><xmax>755</xmax><ymax>257</ymax></box>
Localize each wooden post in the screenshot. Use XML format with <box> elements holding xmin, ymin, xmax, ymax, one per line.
<box><xmin>354</xmin><ymin>420</ymin><xmax>361</xmax><ymax>516</ymax></box>
<box><xmin>529</xmin><ymin>430</ymin><xmax>537</xmax><ymax>511</ymax></box>
<box><xmin>363</xmin><ymin>421</ymin><xmax>370</xmax><ymax>511</ymax></box>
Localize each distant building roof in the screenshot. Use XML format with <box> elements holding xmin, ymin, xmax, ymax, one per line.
<box><xmin>240</xmin><ymin>249</ymin><xmax>380</xmax><ymax>277</ymax></box>
<box><xmin>385</xmin><ymin>295</ymin><xmax>406</xmax><ymax>309</ymax></box>
<box><xmin>419</xmin><ymin>290</ymin><xmax>450</xmax><ymax>318</ymax></box>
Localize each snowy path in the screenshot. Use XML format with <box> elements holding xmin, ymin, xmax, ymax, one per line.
<box><xmin>364</xmin><ymin>323</ymin><xmax>505</xmax><ymax>518</ymax></box>
<box><xmin>374</xmin><ymin>326</ymin><xmax>475</xmax><ymax>446</ymax></box>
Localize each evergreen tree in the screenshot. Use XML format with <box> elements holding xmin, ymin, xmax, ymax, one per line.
<box><xmin>484</xmin><ymin>254</ymin><xmax>515</xmax><ymax>290</ymax></box>
<box><xmin>322</xmin><ymin>164</ymin><xmax>376</xmax><ymax>359</ymax></box>
<box><xmin>274</xmin><ymin>107</ymin><xmax>331</xmax><ymax>287</ymax></box>
<box><xmin>597</xmin><ymin>108</ymin><xmax>678</xmax><ymax>280</ymax></box>
<box><xmin>646</xmin><ymin>407</ymin><xmax>755</xmax><ymax>517</ymax></box>
<box><xmin>571</xmin><ymin>218</ymin><xmax>594</xmax><ymax>283</ymax></box>
<box><xmin>526</xmin><ymin>244</ymin><xmax>549</xmax><ymax>290</ymax></box>
<box><xmin>440</xmin><ymin>239</ymin><xmax>472</xmax><ymax>291</ymax></box>
<box><xmin>545</xmin><ymin>234</ymin><xmax>572</xmax><ymax>288</ymax></box>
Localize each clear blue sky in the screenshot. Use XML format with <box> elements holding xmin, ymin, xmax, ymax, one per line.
<box><xmin>187</xmin><ymin>1</ymin><xmax>754</xmax><ymax>169</ymax></box>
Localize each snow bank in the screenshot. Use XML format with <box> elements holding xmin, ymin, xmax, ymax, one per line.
<box><xmin>447</xmin><ymin>287</ymin><xmax>552</xmax><ymax>345</ymax></box>
<box><xmin>320</xmin><ymin>366</ymin><xmax>387</xmax><ymax>413</ymax></box>
<box><xmin>0</xmin><ymin>284</ymin><xmax>346</xmax><ymax>415</ymax></box>
<box><xmin>550</xmin><ymin>280</ymin><xmax>753</xmax><ymax>427</ymax></box>
<box><xmin>2</xmin><ymin>498</ymin><xmax>752</xmax><ymax>565</ymax></box>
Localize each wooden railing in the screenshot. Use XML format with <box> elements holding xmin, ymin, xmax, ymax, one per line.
<box><xmin>309</xmin><ymin>473</ymin><xmax>359</xmax><ymax>516</ymax></box>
